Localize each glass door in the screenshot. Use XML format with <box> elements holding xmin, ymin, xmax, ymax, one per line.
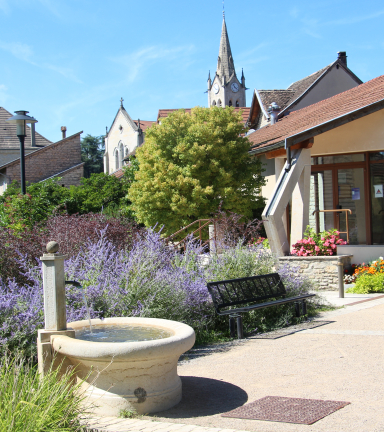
<box><xmin>309</xmin><ymin>170</ymin><xmax>334</xmax><ymax>233</ymax></box>
<box><xmin>370</xmin><ymin>163</ymin><xmax>384</xmax><ymax>244</ymax></box>
<box><xmin>337</xmin><ymin>168</ymin><xmax>366</xmax><ymax>244</ymax></box>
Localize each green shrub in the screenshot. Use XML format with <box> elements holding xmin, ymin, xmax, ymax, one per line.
<box><xmin>347</xmin><ymin>273</ymin><xmax>384</xmax><ymax>294</ymax></box>
<box><xmin>0</xmin><ymin>353</ymin><xmax>88</xmax><ymax>431</ymax></box>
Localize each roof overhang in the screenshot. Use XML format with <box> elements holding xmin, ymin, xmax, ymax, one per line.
<box><xmin>249</xmin><ymin>97</ymin><xmax>384</xmax><ymax>157</ymax></box>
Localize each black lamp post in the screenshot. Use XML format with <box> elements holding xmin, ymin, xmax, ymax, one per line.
<box><xmin>6</xmin><ymin>110</ymin><xmax>38</xmax><ymax>194</ymax></box>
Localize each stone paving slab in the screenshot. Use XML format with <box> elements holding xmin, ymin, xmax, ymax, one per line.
<box><xmin>85</xmin><ymin>416</ymin><xmax>249</xmax><ymax>432</ymax></box>
<box><xmin>84</xmin><ymin>294</ymin><xmax>384</xmax><ymax>432</ymax></box>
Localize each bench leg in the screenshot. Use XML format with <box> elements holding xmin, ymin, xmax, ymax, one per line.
<box><xmin>302</xmin><ymin>299</ymin><xmax>307</xmax><ymax>315</ymax></box>
<box><xmin>229</xmin><ymin>316</ymin><xmax>236</xmax><ymax>338</ymax></box>
<box><xmin>236</xmin><ymin>315</ymin><xmax>244</xmax><ymax>339</ymax></box>
<box><xmin>294</xmin><ymin>302</ymin><xmax>301</xmax><ymax>317</ymax></box>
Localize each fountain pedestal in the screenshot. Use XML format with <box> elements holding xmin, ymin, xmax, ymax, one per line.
<box><xmin>37</xmin><ymin>241</ymin><xmax>74</xmax><ymax>375</ymax></box>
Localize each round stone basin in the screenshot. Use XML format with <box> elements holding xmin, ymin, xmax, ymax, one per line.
<box><xmin>50</xmin><ymin>317</ymin><xmax>195</xmax><ymax>416</ymax></box>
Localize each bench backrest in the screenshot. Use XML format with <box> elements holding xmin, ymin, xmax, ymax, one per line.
<box><xmin>207</xmin><ymin>273</ymin><xmax>286</xmax><ymax>312</ymax></box>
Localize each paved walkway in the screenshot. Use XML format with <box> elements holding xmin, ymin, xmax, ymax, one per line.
<box><xmin>85</xmin><ymin>291</ymin><xmax>384</xmax><ymax>432</ymax></box>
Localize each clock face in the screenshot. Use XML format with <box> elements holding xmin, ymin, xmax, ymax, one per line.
<box><xmin>231</xmin><ymin>82</ymin><xmax>239</xmax><ymax>92</ymax></box>
<box><xmin>213</xmin><ymin>83</ymin><xmax>220</xmax><ymax>94</ymax></box>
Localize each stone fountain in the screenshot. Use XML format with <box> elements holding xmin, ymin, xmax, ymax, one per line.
<box><xmin>37</xmin><ymin>241</ymin><xmax>195</xmax><ymax>416</ymax></box>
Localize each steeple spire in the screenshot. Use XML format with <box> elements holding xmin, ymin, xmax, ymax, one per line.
<box><xmin>216</xmin><ymin>16</ymin><xmax>235</xmax><ymax>83</ymax></box>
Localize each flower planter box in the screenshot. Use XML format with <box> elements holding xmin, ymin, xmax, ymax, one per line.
<box><xmin>278</xmin><ymin>255</ymin><xmax>352</xmax><ymax>290</ymax></box>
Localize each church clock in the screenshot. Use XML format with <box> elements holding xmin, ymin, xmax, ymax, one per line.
<box><xmin>231</xmin><ymin>82</ymin><xmax>239</xmax><ymax>92</ymax></box>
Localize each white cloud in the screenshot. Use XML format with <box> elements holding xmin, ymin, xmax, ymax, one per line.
<box><xmin>290</xmin><ymin>7</ymin><xmax>299</xmax><ymax>19</ymax></box>
<box><xmin>0</xmin><ymin>40</ymin><xmax>81</xmax><ymax>82</ymax></box>
<box><xmin>44</xmin><ymin>63</ymin><xmax>82</xmax><ymax>83</ymax></box>
<box><xmin>37</xmin><ymin>0</ymin><xmax>62</xmax><ymax>18</ymax></box>
<box><xmin>0</xmin><ymin>0</ymin><xmax>10</xmax><ymax>14</ymax></box>
<box><xmin>111</xmin><ymin>45</ymin><xmax>195</xmax><ymax>83</ymax></box>
<box><xmin>0</xmin><ymin>41</ymin><xmax>33</xmax><ymax>62</ymax></box>
<box><xmin>325</xmin><ymin>9</ymin><xmax>384</xmax><ymax>26</ymax></box>
<box><xmin>0</xmin><ymin>84</ymin><xmax>8</xmax><ymax>104</ymax></box>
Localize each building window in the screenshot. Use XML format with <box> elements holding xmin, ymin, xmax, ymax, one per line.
<box><xmin>218</xmin><ymin>99</ymin><xmax>222</xmax><ymax>107</ymax></box>
<box><xmin>229</xmin><ymin>100</ymin><xmax>233</xmax><ymax>107</ymax></box>
<box><xmin>236</xmin><ymin>100</ymin><xmax>240</xmax><ymax>107</ymax></box>
<box><xmin>119</xmin><ymin>143</ymin><xmax>124</xmax><ymax>167</ymax></box>
<box><xmin>212</xmin><ymin>100</ymin><xmax>216</xmax><ymax>106</ymax></box>
<box><xmin>115</xmin><ymin>150</ymin><xmax>119</xmax><ymax>171</ymax></box>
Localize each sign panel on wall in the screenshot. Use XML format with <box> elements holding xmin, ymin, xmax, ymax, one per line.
<box><xmin>352</xmin><ymin>188</ymin><xmax>360</xmax><ymax>200</ymax></box>
<box><xmin>374</xmin><ymin>185</ymin><xmax>383</xmax><ymax>198</ymax></box>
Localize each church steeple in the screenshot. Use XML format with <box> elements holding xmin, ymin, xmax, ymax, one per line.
<box><xmin>207</xmin><ymin>15</ymin><xmax>246</xmax><ymax>108</ymax></box>
<box><xmin>216</xmin><ymin>16</ymin><xmax>235</xmax><ymax>83</ymax></box>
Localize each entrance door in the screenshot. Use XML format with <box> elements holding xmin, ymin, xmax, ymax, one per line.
<box><xmin>309</xmin><ymin>170</ymin><xmax>334</xmax><ymax>233</ymax></box>
<box><xmin>337</xmin><ymin>168</ymin><xmax>366</xmax><ymax>244</ymax></box>
<box><xmin>310</xmin><ymin>165</ymin><xmax>367</xmax><ymax>244</ymax></box>
<box><xmin>370</xmin><ymin>162</ymin><xmax>384</xmax><ymax>244</ymax></box>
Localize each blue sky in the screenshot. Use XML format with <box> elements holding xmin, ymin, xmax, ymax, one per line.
<box><xmin>1</xmin><ymin>0</ymin><xmax>384</xmax><ymax>142</ymax></box>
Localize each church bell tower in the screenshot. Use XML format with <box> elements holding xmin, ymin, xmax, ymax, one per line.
<box><xmin>207</xmin><ymin>14</ymin><xmax>246</xmax><ymax>108</ymax></box>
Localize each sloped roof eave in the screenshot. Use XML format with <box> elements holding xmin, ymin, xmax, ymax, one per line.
<box><xmin>249</xmin><ymin>96</ymin><xmax>384</xmax><ymax>156</ymax></box>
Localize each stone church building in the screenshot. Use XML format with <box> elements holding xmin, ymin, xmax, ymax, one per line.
<box><xmin>104</xmin><ymin>99</ymin><xmax>154</xmax><ymax>177</ymax></box>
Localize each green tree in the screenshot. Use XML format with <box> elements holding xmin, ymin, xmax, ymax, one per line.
<box><xmin>128</xmin><ymin>106</ymin><xmax>265</xmax><ymax>236</ymax></box>
<box><xmin>67</xmin><ymin>172</ymin><xmax>126</xmax><ymax>214</ymax></box>
<box><xmin>81</xmin><ymin>134</ymin><xmax>105</xmax><ymax>177</ymax></box>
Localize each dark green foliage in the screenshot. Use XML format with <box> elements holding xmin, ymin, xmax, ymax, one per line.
<box><xmin>0</xmin><ymin>163</ymin><xmax>140</xmax><ymax>229</ymax></box>
<box><xmin>81</xmin><ymin>134</ymin><xmax>105</xmax><ymax>177</ymax></box>
<box><xmin>67</xmin><ymin>173</ymin><xmax>126</xmax><ymax>214</ymax></box>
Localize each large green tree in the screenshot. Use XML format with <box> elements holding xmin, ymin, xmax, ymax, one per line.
<box><xmin>128</xmin><ymin>106</ymin><xmax>265</xmax><ymax>236</ymax></box>
<box><xmin>81</xmin><ymin>134</ymin><xmax>105</xmax><ymax>177</ymax></box>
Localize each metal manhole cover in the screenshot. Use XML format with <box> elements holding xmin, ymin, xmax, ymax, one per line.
<box><xmin>222</xmin><ymin>396</ymin><xmax>350</xmax><ymax>425</ymax></box>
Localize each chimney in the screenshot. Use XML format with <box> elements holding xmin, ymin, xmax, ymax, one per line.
<box><xmin>337</xmin><ymin>51</ymin><xmax>347</xmax><ymax>66</ymax></box>
<box><xmin>268</xmin><ymin>102</ymin><xmax>280</xmax><ymax>125</ymax></box>
<box><xmin>61</xmin><ymin>126</ymin><xmax>67</xmax><ymax>139</ymax></box>
<box><xmin>31</xmin><ymin>121</ymin><xmax>36</xmax><ymax>147</ymax></box>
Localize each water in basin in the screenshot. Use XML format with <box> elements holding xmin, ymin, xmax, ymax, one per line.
<box><xmin>75</xmin><ymin>324</ymin><xmax>172</xmax><ymax>343</ymax></box>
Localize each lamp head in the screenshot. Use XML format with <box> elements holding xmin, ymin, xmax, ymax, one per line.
<box><xmin>7</xmin><ymin>110</ymin><xmax>38</xmax><ymax>136</ymax></box>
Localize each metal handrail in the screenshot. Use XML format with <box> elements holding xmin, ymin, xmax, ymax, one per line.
<box><xmin>312</xmin><ymin>209</ymin><xmax>352</xmax><ymax>243</ymax></box>
<box><xmin>166</xmin><ymin>218</ymin><xmax>217</xmax><ymax>249</ymax></box>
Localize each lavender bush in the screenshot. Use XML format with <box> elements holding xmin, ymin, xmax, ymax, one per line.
<box><xmin>0</xmin><ymin>229</ymin><xmax>315</xmax><ymax>357</ymax></box>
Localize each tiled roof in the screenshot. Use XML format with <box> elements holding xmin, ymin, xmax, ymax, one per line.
<box><xmin>248</xmin><ymin>75</ymin><xmax>384</xmax><ymax>152</ymax></box>
<box><xmin>157</xmin><ymin>107</ymin><xmax>251</xmax><ymax>124</ymax></box>
<box><xmin>286</xmin><ymin>66</ymin><xmax>330</xmax><ymax>103</ymax></box>
<box><xmin>258</xmin><ymin>90</ymin><xmax>296</xmax><ymax>113</ymax></box>
<box><xmin>0</xmin><ymin>131</ymin><xmax>82</xmax><ymax>169</ymax></box>
<box><xmin>133</xmin><ymin>120</ymin><xmax>155</xmax><ymax>132</ymax></box>
<box><xmin>0</xmin><ymin>107</ymin><xmax>52</xmax><ymax>149</ymax></box>
<box><xmin>112</xmin><ymin>168</ymin><xmax>124</xmax><ymax>179</ymax></box>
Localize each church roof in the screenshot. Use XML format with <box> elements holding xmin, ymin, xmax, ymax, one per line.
<box><xmin>0</xmin><ymin>106</ymin><xmax>52</xmax><ymax>149</ymax></box>
<box><xmin>247</xmin><ymin>74</ymin><xmax>384</xmax><ymax>154</ymax></box>
<box><xmin>216</xmin><ymin>17</ymin><xmax>236</xmax><ymax>83</ymax></box>
<box><xmin>157</xmin><ymin>107</ymin><xmax>251</xmax><ymax>125</ymax></box>
<box><xmin>133</xmin><ymin>120</ymin><xmax>154</xmax><ymax>132</ymax></box>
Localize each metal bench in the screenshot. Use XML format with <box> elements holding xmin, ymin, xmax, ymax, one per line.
<box><xmin>207</xmin><ymin>272</ymin><xmax>315</xmax><ymax>339</ymax></box>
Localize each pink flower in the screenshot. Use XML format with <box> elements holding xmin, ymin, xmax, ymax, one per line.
<box><xmin>315</xmin><ymin>246</ymin><xmax>320</xmax><ymax>252</ymax></box>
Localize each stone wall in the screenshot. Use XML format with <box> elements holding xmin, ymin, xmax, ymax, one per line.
<box><xmin>54</xmin><ymin>163</ymin><xmax>84</xmax><ymax>188</ymax></box>
<box><xmin>278</xmin><ymin>255</ymin><xmax>352</xmax><ymax>290</ymax></box>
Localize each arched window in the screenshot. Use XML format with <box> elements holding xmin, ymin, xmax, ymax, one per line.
<box><xmin>218</xmin><ymin>99</ymin><xmax>222</xmax><ymax>107</ymax></box>
<box><xmin>114</xmin><ymin>149</ymin><xmax>119</xmax><ymax>171</ymax></box>
<box><xmin>119</xmin><ymin>142</ymin><xmax>124</xmax><ymax>167</ymax></box>
<box><xmin>236</xmin><ymin>100</ymin><xmax>240</xmax><ymax>107</ymax></box>
<box><xmin>228</xmin><ymin>100</ymin><xmax>233</xmax><ymax>107</ymax></box>
<box><xmin>212</xmin><ymin>100</ymin><xmax>216</xmax><ymax>106</ymax></box>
